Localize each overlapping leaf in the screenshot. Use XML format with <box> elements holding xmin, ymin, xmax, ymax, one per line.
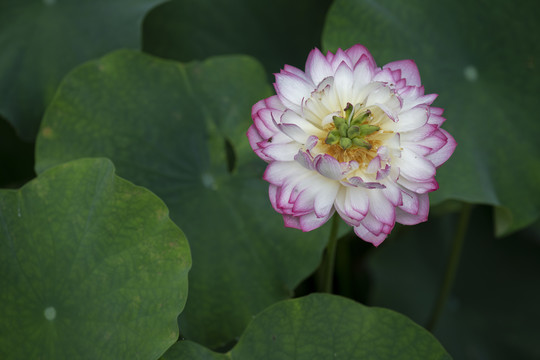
<box><xmin>323</xmin><ymin>0</ymin><xmax>540</xmax><ymax>235</ymax></box>
<box><xmin>0</xmin><ymin>158</ymin><xmax>190</xmax><ymax>359</ymax></box>
<box><xmin>35</xmin><ymin>50</ymin><xmax>331</xmax><ymax>348</ymax></box>
<box><xmin>0</xmin><ymin>0</ymin><xmax>165</xmax><ymax>140</ymax></box>
<box><xmin>142</xmin><ymin>0</ymin><xmax>332</xmax><ymax>75</ymax></box>
<box><xmin>162</xmin><ymin>294</ymin><xmax>451</xmax><ymax>360</ymax></box>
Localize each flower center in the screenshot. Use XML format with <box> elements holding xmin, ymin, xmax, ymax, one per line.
<box><xmin>317</xmin><ymin>103</ymin><xmax>393</xmax><ymax>167</ymax></box>
<box><xmin>325</xmin><ymin>103</ymin><xmax>380</xmax><ymax>150</ymax></box>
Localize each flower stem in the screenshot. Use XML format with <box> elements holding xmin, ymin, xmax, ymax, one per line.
<box><xmin>426</xmin><ymin>203</ymin><xmax>473</xmax><ymax>332</ymax></box>
<box><xmin>320</xmin><ymin>213</ymin><xmax>341</xmax><ymax>293</ymax></box>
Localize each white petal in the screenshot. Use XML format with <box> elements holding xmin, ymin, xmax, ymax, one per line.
<box><xmin>281</xmin><ymin>109</ymin><xmax>324</xmax><ymax>136</ymax></box>
<box><xmin>396</xmin><ymin>105</ymin><xmax>429</xmax><ymax>132</ymax></box>
<box><xmin>367</xmin><ymin>190</ymin><xmax>396</xmax><ymax>225</ymax></box>
<box><xmin>396</xmin><ymin>193</ymin><xmax>429</xmax><ymax>225</ymax></box>
<box><xmin>277</xmin><ymin>123</ymin><xmax>309</xmax><ymax>144</ymax></box>
<box><xmin>297</xmin><ymin>210</ymin><xmax>335</xmax><ymax>232</ymax></box>
<box><xmin>425</xmin><ymin>129</ymin><xmax>457</xmax><ymax>167</ymax></box>
<box><xmin>353</xmin><ymin>222</ymin><xmax>389</xmax><ymax>246</ymax></box>
<box><xmin>275</xmin><ymin>71</ymin><xmax>314</xmax><ymax>108</ymax></box>
<box><xmin>395</xmin><ymin>148</ymin><xmax>436</xmax><ymax>181</ymax></box>
<box><xmin>383</xmin><ymin>59</ymin><xmax>422</xmax><ymax>87</ymax></box>
<box><xmin>262</xmin><ymin>143</ymin><xmax>302</xmax><ymax>161</ymax></box>
<box><xmin>333</xmin><ymin>62</ymin><xmax>354</xmax><ymax>107</ymax></box>
<box><xmin>305</xmin><ymin>48</ymin><xmax>334</xmax><ymax>86</ymax></box>
<box><xmin>314</xmin><ymin>154</ymin><xmax>343</xmax><ymax>180</ymax></box>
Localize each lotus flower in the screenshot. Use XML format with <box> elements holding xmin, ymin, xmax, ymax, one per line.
<box><xmin>247</xmin><ymin>45</ymin><xmax>456</xmax><ymax>246</ymax></box>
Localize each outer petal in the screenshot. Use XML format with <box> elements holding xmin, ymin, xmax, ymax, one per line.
<box><xmin>367</xmin><ymin>190</ymin><xmax>396</xmax><ymax>226</ymax></box>
<box><xmin>395</xmin><ymin>192</ymin><xmax>430</xmax><ymax>225</ymax></box>
<box><xmin>328</xmin><ymin>48</ymin><xmax>353</xmax><ymax>72</ymax></box>
<box><xmin>353</xmin><ymin>221</ymin><xmax>391</xmax><ymax>247</ymax></box>
<box><xmin>247</xmin><ymin>125</ymin><xmax>270</xmax><ymax>161</ymax></box>
<box><xmin>397</xmin><ymin>105</ymin><xmax>429</xmax><ymax>132</ymax></box>
<box><xmin>283</xmin><ymin>210</ymin><xmax>335</xmax><ymax>232</ymax></box>
<box><xmin>334</xmin><ymin>186</ymin><xmax>369</xmax><ymax>226</ymax></box>
<box><xmin>252</xmin><ymin>108</ymin><xmax>281</xmax><ymax>139</ymax></box>
<box><xmin>305</xmin><ymin>48</ymin><xmax>334</xmax><ymax>86</ymax></box>
<box><xmin>351</xmin><ymin>58</ymin><xmax>375</xmax><ymax>96</ymax></box>
<box><xmin>426</xmin><ymin>129</ymin><xmax>457</xmax><ymax>167</ymax></box>
<box><xmin>277</xmin><ymin>122</ymin><xmax>309</xmax><ymax>144</ymax></box>
<box><xmin>383</xmin><ymin>59</ymin><xmax>421</xmax><ymax>87</ymax></box>
<box><xmin>346</xmin><ymin>44</ymin><xmax>376</xmax><ymax>68</ymax></box>
<box><xmin>264</xmin><ymin>161</ymin><xmax>307</xmax><ymax>186</ymax></box>
<box><xmin>265</xmin><ymin>161</ymin><xmax>340</xmax><ymax>219</ymax></box>
<box><xmin>397</xmin><ymin>175</ymin><xmax>439</xmax><ymax>194</ymax></box>
<box><xmin>274</xmin><ymin>71</ymin><xmax>314</xmax><ymax>109</ymax></box>
<box><xmin>395</xmin><ymin>147</ymin><xmax>436</xmax><ymax>181</ymax></box>
<box><xmin>292</xmin><ymin>176</ymin><xmax>339</xmax><ymax>218</ymax></box>
<box><xmin>261</xmin><ymin>143</ymin><xmax>302</xmax><ymax>161</ymax></box>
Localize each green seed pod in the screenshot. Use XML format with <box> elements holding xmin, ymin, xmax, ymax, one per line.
<box><xmin>340</xmin><ymin>137</ymin><xmax>352</xmax><ymax>149</ymax></box>
<box><xmin>351</xmin><ymin>110</ymin><xmax>372</xmax><ymax>127</ymax></box>
<box><xmin>338</xmin><ymin>124</ymin><xmax>348</xmax><ymax>137</ymax></box>
<box><xmin>347</xmin><ymin>126</ymin><xmax>361</xmax><ymax>138</ymax></box>
<box><xmin>358</xmin><ymin>124</ymin><xmax>380</xmax><ymax>137</ymax></box>
<box><xmin>332</xmin><ymin>116</ymin><xmax>346</xmax><ymax>128</ymax></box>
<box><xmin>325</xmin><ymin>130</ymin><xmax>340</xmax><ymax>145</ymax></box>
<box><xmin>352</xmin><ymin>137</ymin><xmax>372</xmax><ymax>149</ymax></box>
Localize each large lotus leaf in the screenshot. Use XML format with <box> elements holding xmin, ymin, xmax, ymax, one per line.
<box><xmin>0</xmin><ymin>0</ymin><xmax>165</xmax><ymax>141</ymax></box>
<box><xmin>161</xmin><ymin>294</ymin><xmax>451</xmax><ymax>360</ymax></box>
<box><xmin>368</xmin><ymin>207</ymin><xmax>540</xmax><ymax>359</ymax></box>
<box><xmin>0</xmin><ymin>158</ymin><xmax>191</xmax><ymax>360</ymax></box>
<box><xmin>35</xmin><ymin>50</ymin><xmax>331</xmax><ymax>348</ymax></box>
<box><xmin>142</xmin><ymin>0</ymin><xmax>332</xmax><ymax>75</ymax></box>
<box><xmin>323</xmin><ymin>0</ymin><xmax>540</xmax><ymax>235</ymax></box>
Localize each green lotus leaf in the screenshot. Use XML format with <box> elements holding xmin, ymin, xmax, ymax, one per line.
<box><xmin>161</xmin><ymin>294</ymin><xmax>451</xmax><ymax>360</ymax></box>
<box><xmin>0</xmin><ymin>158</ymin><xmax>191</xmax><ymax>359</ymax></box>
<box><xmin>142</xmin><ymin>0</ymin><xmax>332</xmax><ymax>75</ymax></box>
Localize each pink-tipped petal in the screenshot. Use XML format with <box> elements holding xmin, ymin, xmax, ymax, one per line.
<box><xmin>384</xmin><ymin>59</ymin><xmax>422</xmax><ymax>87</ymax></box>
<box><xmin>281</xmin><ymin>109</ymin><xmax>324</xmax><ymax>136</ymax></box>
<box><xmin>396</xmin><ymin>193</ymin><xmax>430</xmax><ymax>225</ymax></box>
<box><xmin>314</xmin><ymin>154</ymin><xmax>343</xmax><ymax>180</ymax></box>
<box><xmin>354</xmin><ymin>222</ymin><xmax>390</xmax><ymax>247</ymax></box>
<box><xmin>426</xmin><ymin>129</ymin><xmax>457</xmax><ymax>167</ymax></box>
<box><xmin>262</xmin><ymin>143</ymin><xmax>302</xmax><ymax>161</ymax></box>
<box><xmin>329</xmin><ymin>48</ymin><xmax>353</xmax><ymax>72</ymax></box>
<box><xmin>352</xmin><ymin>58</ymin><xmax>375</xmax><ymax>93</ymax></box>
<box><xmin>397</xmin><ymin>175</ymin><xmax>439</xmax><ymax>194</ymax></box>
<box><xmin>277</xmin><ymin>122</ymin><xmax>309</xmax><ymax>144</ymax></box>
<box><xmin>283</xmin><ymin>210</ymin><xmax>334</xmax><ymax>232</ymax></box>
<box><xmin>396</xmin><ymin>148</ymin><xmax>436</xmax><ymax>181</ymax></box>
<box><xmin>373</xmin><ymin>67</ymin><xmax>397</xmax><ymax>85</ymax></box>
<box><xmin>283</xmin><ymin>64</ymin><xmax>311</xmax><ymax>82</ymax></box>
<box><xmin>397</xmin><ymin>105</ymin><xmax>429</xmax><ymax>132</ymax></box>
<box><xmin>305</xmin><ymin>48</ymin><xmax>334</xmax><ymax>86</ymax></box>
<box><xmin>274</xmin><ymin>71</ymin><xmax>314</xmax><ymax>108</ymax></box>
<box><xmin>300</xmin><ymin>210</ymin><xmax>334</xmax><ymax>231</ymax></box>
<box><xmin>294</xmin><ymin>150</ymin><xmax>314</xmax><ymax>170</ymax></box>
<box><xmin>346</xmin><ymin>44</ymin><xmax>376</xmax><ymax>68</ymax></box>
<box><xmin>367</xmin><ymin>191</ymin><xmax>396</xmax><ymax>226</ymax></box>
